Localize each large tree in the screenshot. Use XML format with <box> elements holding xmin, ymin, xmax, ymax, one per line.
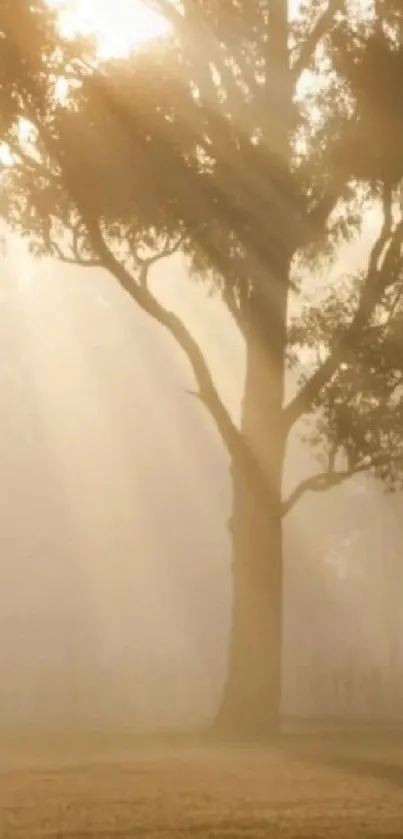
<box><xmin>2</xmin><ymin>0</ymin><xmax>403</xmax><ymax>737</ymax></box>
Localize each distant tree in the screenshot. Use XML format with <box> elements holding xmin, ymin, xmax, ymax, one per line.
<box><xmin>2</xmin><ymin>0</ymin><xmax>403</xmax><ymax>737</ymax></box>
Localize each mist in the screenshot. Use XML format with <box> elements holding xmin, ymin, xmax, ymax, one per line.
<box><xmin>0</xmin><ymin>235</ymin><xmax>402</xmax><ymax>738</ymax></box>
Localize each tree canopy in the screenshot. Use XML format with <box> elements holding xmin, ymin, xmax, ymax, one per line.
<box><xmin>1</xmin><ymin>0</ymin><xmax>403</xmax><ymax>507</ymax></box>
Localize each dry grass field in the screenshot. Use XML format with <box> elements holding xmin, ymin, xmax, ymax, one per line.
<box><xmin>0</xmin><ymin>732</ymin><xmax>402</xmax><ymax>838</ymax></box>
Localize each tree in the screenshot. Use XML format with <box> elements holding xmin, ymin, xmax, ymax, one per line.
<box><xmin>2</xmin><ymin>0</ymin><xmax>403</xmax><ymax>738</ymax></box>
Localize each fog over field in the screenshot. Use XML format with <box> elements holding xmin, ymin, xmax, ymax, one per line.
<box><xmin>0</xmin><ymin>228</ymin><xmax>402</xmax><ymax>735</ymax></box>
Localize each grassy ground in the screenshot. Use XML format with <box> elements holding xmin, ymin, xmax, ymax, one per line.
<box><xmin>0</xmin><ymin>732</ymin><xmax>403</xmax><ymax>837</ymax></box>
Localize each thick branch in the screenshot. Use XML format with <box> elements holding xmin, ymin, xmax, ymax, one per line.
<box><xmin>30</xmin><ymin>116</ymin><xmax>269</xmax><ymax>495</ymax></box>
<box><xmin>83</xmin><ymin>217</ymin><xmax>243</xmax><ymax>459</ymax></box>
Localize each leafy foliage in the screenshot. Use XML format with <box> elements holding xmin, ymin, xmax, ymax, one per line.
<box><xmin>289</xmin><ymin>224</ymin><xmax>403</xmax><ymax>489</ymax></box>
<box><xmin>1</xmin><ymin>0</ymin><xmax>403</xmax><ymax>504</ymax></box>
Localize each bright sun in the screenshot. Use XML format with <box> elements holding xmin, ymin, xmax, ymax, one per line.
<box><xmin>49</xmin><ymin>0</ymin><xmax>169</xmax><ymax>58</ymax></box>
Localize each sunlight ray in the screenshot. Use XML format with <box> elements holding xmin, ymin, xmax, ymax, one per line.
<box><xmin>48</xmin><ymin>0</ymin><xmax>170</xmax><ymax>57</ymax></box>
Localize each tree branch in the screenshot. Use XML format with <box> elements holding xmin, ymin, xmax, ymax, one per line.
<box><xmin>283</xmin><ymin>190</ymin><xmax>401</xmax><ymax>433</ymax></box>
<box><xmin>29</xmin><ymin>115</ymin><xmax>274</xmax><ymax>501</ymax></box>
<box><xmin>137</xmin><ymin>233</ymin><xmax>186</xmax><ymax>288</ymax></box>
<box><xmin>282</xmin><ymin>459</ymin><xmax>370</xmax><ymax>516</ymax></box>
<box><xmin>147</xmin><ymin>0</ymin><xmax>249</xmax><ymax>133</ymax></box>
<box><xmin>222</xmin><ymin>285</ymin><xmax>245</xmax><ymax>335</ymax></box>
<box><xmin>49</xmin><ymin>247</ymin><xmax>101</xmax><ymax>269</ymax></box>
<box><xmin>81</xmin><ymin>215</ymin><xmax>244</xmax><ymax>458</ymax></box>
<box><xmin>44</xmin><ymin>221</ymin><xmax>102</xmax><ymax>268</ymax></box>
<box><xmin>291</xmin><ymin>0</ymin><xmax>342</xmax><ymax>83</ymax></box>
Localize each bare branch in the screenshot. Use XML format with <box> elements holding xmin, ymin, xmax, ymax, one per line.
<box><xmin>48</xmin><ymin>209</ymin><xmax>258</xmax><ymax>490</ymax></box>
<box><xmin>82</xmin><ymin>215</ymin><xmax>243</xmax><ymax>457</ymax></box>
<box><xmin>50</xmin><ymin>248</ymin><xmax>101</xmax><ymax>269</ymax></box>
<box><xmin>28</xmin><ymin>116</ymin><xmax>266</xmax><ymax>492</ymax></box>
<box><xmin>282</xmin><ymin>459</ymin><xmax>369</xmax><ymax>516</ymax></box>
<box><xmin>137</xmin><ymin>234</ymin><xmax>186</xmax><ymax>289</ymax></box>
<box><xmin>282</xmin><ymin>444</ymin><xmax>401</xmax><ymax>515</ymax></box>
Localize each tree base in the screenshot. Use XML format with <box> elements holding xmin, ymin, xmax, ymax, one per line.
<box><xmin>211</xmin><ymin>694</ymin><xmax>281</xmax><ymax>744</ymax></box>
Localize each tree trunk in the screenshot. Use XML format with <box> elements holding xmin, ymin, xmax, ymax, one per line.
<box><xmin>212</xmin><ymin>0</ymin><xmax>292</xmax><ymax>740</ymax></box>
<box><xmin>216</xmin><ymin>261</ymin><xmax>289</xmax><ymax>740</ymax></box>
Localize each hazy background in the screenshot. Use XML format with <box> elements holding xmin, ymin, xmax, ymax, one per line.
<box><xmin>0</xmin><ymin>224</ymin><xmax>402</xmax><ymax>736</ymax></box>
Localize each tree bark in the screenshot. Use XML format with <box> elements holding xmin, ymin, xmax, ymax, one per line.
<box><xmin>216</xmin><ymin>257</ymin><xmax>289</xmax><ymax>739</ymax></box>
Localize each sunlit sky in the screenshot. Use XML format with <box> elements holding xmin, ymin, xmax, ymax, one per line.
<box><xmin>50</xmin><ymin>0</ymin><xmax>302</xmax><ymax>58</ymax></box>
<box><xmin>49</xmin><ymin>0</ymin><xmax>170</xmax><ymax>57</ymax></box>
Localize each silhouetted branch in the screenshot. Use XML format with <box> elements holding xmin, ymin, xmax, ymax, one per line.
<box><xmin>292</xmin><ymin>0</ymin><xmax>342</xmax><ymax>83</ymax></box>
<box><xmin>148</xmin><ymin>0</ymin><xmax>244</xmax><ymax>122</ymax></box>
<box><xmin>305</xmin><ymin>188</ymin><xmax>341</xmax><ymax>243</ymax></box>
<box><xmin>283</xmin><ymin>458</ymin><xmax>372</xmax><ymax>516</ymax></box>
<box><xmin>45</xmin><ymin>220</ymin><xmax>102</xmax><ymax>268</ymax></box>
<box><xmin>3</xmin><ymin>140</ymin><xmax>58</xmax><ymax>185</ymax></box>
<box><xmin>81</xmin><ymin>216</ymin><xmax>244</xmax><ymax>460</ymax></box>
<box><xmin>137</xmin><ymin>233</ymin><xmax>186</xmax><ymax>288</ymax></box>
<box><xmin>282</xmin><ymin>442</ymin><xmax>400</xmax><ymax>515</ymax></box>
<box><xmin>48</xmin><ymin>241</ymin><xmax>101</xmax><ymax>268</ymax></box>
<box><xmin>28</xmin><ymin>116</ymin><xmax>264</xmax><ymax>488</ymax></box>
<box><xmin>48</xmin><ymin>209</ymin><xmax>260</xmax><ymax>489</ymax></box>
<box><xmin>223</xmin><ymin>285</ymin><xmax>245</xmax><ymax>334</ymax></box>
<box><xmin>283</xmin><ymin>188</ymin><xmax>400</xmax><ymax>432</ymax></box>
